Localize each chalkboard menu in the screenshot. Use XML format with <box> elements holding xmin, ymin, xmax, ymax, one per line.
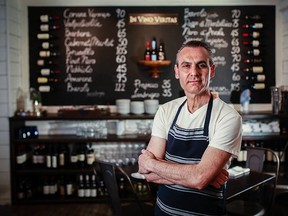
<box><xmin>28</xmin><ymin>6</ymin><xmax>275</xmax><ymax>105</ymax></box>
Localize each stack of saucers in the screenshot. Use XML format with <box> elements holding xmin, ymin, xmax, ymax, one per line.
<box><xmin>116</xmin><ymin>99</ymin><xmax>131</xmax><ymax>114</ymax></box>
<box><xmin>144</xmin><ymin>99</ymin><xmax>159</xmax><ymax>115</ymax></box>
<box><xmin>130</xmin><ymin>101</ymin><xmax>144</xmax><ymax>115</ymax></box>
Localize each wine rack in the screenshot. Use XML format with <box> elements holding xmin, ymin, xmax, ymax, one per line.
<box><xmin>9</xmin><ymin>114</ymin><xmax>153</xmax><ymax>204</ymax></box>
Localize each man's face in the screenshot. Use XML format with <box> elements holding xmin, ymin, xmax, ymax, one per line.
<box><xmin>174</xmin><ymin>46</ymin><xmax>215</xmax><ymax>96</ymax></box>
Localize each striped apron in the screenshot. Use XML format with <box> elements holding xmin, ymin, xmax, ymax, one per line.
<box><xmin>155</xmin><ymin>95</ymin><xmax>226</xmax><ymax>216</ymax></box>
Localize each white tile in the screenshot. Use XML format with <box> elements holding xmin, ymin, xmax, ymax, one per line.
<box><xmin>0</xmin><ymin>62</ymin><xmax>7</xmax><ymax>75</ymax></box>
<box><xmin>0</xmin><ymin>171</ymin><xmax>10</xmax><ymax>185</ymax></box>
<box><xmin>0</xmin><ymin>159</ymin><xmax>10</xmax><ymax>171</ymax></box>
<box><xmin>9</xmin><ymin>34</ymin><xmax>20</xmax><ymax>50</ymax></box>
<box><xmin>10</xmin><ymin>49</ymin><xmax>20</xmax><ymax>62</ymax></box>
<box><xmin>0</xmin><ymin>20</ymin><xmax>6</xmax><ymax>33</ymax></box>
<box><xmin>0</xmin><ymin>131</ymin><xmax>9</xmax><ymax>144</ymax></box>
<box><xmin>10</xmin><ymin>75</ymin><xmax>21</xmax><ymax>88</ymax></box>
<box><xmin>0</xmin><ymin>7</ymin><xmax>5</xmax><ymax>20</ymax></box>
<box><xmin>0</xmin><ymin>47</ymin><xmax>7</xmax><ymax>60</ymax></box>
<box><xmin>0</xmin><ymin>146</ymin><xmax>9</xmax><ymax>159</ymax></box>
<box><xmin>0</xmin><ymin>89</ymin><xmax>8</xmax><ymax>103</ymax></box>
<box><xmin>0</xmin><ymin>75</ymin><xmax>8</xmax><ymax>89</ymax></box>
<box><xmin>0</xmin><ymin>117</ymin><xmax>9</xmax><ymax>131</ymax></box>
<box><xmin>10</xmin><ymin>62</ymin><xmax>21</xmax><ymax>76</ymax></box>
<box><xmin>0</xmin><ymin>103</ymin><xmax>8</xmax><ymax>117</ymax></box>
<box><xmin>0</xmin><ymin>34</ymin><xmax>7</xmax><ymax>47</ymax></box>
<box><xmin>9</xmin><ymin>20</ymin><xmax>20</xmax><ymax>36</ymax></box>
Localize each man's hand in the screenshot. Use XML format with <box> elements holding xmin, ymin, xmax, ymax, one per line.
<box><xmin>209</xmin><ymin>169</ymin><xmax>229</xmax><ymax>188</ymax></box>
<box><xmin>138</xmin><ymin>149</ymin><xmax>156</xmax><ymax>174</ymax></box>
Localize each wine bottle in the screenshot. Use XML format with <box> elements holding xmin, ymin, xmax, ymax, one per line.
<box><xmin>86</xmin><ymin>143</ymin><xmax>95</xmax><ymax>166</ymax></box>
<box><xmin>243</xmin><ymin>58</ymin><xmax>262</xmax><ymax>63</ymax></box>
<box><xmin>38</xmin><ymin>144</ymin><xmax>46</xmax><ymax>167</ymax></box>
<box><xmin>39</xmin><ymin>85</ymin><xmax>53</xmax><ymax>92</ymax></box>
<box><xmin>84</xmin><ymin>174</ymin><xmax>91</xmax><ymax>197</ymax></box>
<box><xmin>41</xmin><ymin>42</ymin><xmax>56</xmax><ymax>49</ymax></box>
<box><xmin>70</xmin><ymin>145</ymin><xmax>78</xmax><ymax>168</ymax></box>
<box><xmin>46</xmin><ymin>146</ymin><xmax>52</xmax><ymax>168</ymax></box>
<box><xmin>252</xmin><ymin>83</ymin><xmax>265</xmax><ymax>89</ymax></box>
<box><xmin>37</xmin><ymin>77</ymin><xmax>60</xmax><ymax>84</ymax></box>
<box><xmin>42</xmin><ymin>176</ymin><xmax>50</xmax><ymax>195</ymax></box>
<box><xmin>58</xmin><ymin>145</ymin><xmax>66</xmax><ymax>167</ymax></box>
<box><xmin>247</xmin><ymin>49</ymin><xmax>260</xmax><ymax>56</ymax></box>
<box><xmin>242</xmin><ymin>66</ymin><xmax>263</xmax><ymax>73</ymax></box>
<box><xmin>90</xmin><ymin>174</ymin><xmax>97</xmax><ymax>197</ymax></box>
<box><xmin>77</xmin><ymin>145</ymin><xmax>86</xmax><ymax>168</ymax></box>
<box><xmin>32</xmin><ymin>144</ymin><xmax>39</xmax><ymax>167</ymax></box>
<box><xmin>39</xmin><ymin>50</ymin><xmax>60</xmax><ymax>58</ymax></box>
<box><xmin>144</xmin><ymin>41</ymin><xmax>151</xmax><ymax>61</ymax></box>
<box><xmin>65</xmin><ymin>177</ymin><xmax>73</xmax><ymax>196</ymax></box>
<box><xmin>37</xmin><ymin>59</ymin><xmax>56</xmax><ymax>66</ymax></box>
<box><xmin>158</xmin><ymin>43</ymin><xmax>166</xmax><ymax>61</ymax></box>
<box><xmin>16</xmin><ymin>144</ymin><xmax>27</xmax><ymax>167</ymax></box>
<box><xmin>151</xmin><ymin>37</ymin><xmax>158</xmax><ymax>61</ymax></box>
<box><xmin>37</xmin><ymin>33</ymin><xmax>56</xmax><ymax>40</ymax></box>
<box><xmin>78</xmin><ymin>174</ymin><xmax>85</xmax><ymax>198</ymax></box>
<box><xmin>40</xmin><ymin>15</ymin><xmax>60</xmax><ymax>22</ymax></box>
<box><xmin>242</xmin><ymin>32</ymin><xmax>260</xmax><ymax>38</ymax></box>
<box><xmin>243</xmin><ymin>40</ymin><xmax>260</xmax><ymax>47</ymax></box>
<box><xmin>40</xmin><ymin>69</ymin><xmax>60</xmax><ymax>76</ymax></box>
<box><xmin>242</xmin><ymin>23</ymin><xmax>263</xmax><ymax>29</ymax></box>
<box><xmin>51</xmin><ymin>146</ymin><xmax>58</xmax><ymax>168</ymax></box>
<box><xmin>242</xmin><ymin>74</ymin><xmax>266</xmax><ymax>82</ymax></box>
<box><xmin>40</xmin><ymin>24</ymin><xmax>60</xmax><ymax>32</ymax></box>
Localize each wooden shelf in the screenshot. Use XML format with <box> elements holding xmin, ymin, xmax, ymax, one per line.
<box><xmin>138</xmin><ymin>60</ymin><xmax>171</xmax><ymax>78</ymax></box>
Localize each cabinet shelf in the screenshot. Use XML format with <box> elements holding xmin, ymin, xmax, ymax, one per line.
<box><xmin>9</xmin><ymin>114</ymin><xmax>153</xmax><ymax>205</ymax></box>
<box><xmin>14</xmin><ymin>134</ymin><xmax>150</xmax><ymax>143</ymax></box>
<box><xmin>138</xmin><ymin>60</ymin><xmax>171</xmax><ymax>78</ymax></box>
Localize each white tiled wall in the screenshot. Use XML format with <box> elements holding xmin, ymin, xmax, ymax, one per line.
<box><xmin>0</xmin><ymin>0</ymin><xmax>287</xmax><ymax>205</ymax></box>
<box><xmin>0</xmin><ymin>0</ymin><xmax>22</xmax><ymax>205</ymax></box>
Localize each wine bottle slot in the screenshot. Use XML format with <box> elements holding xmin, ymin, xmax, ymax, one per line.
<box><xmin>243</xmin><ymin>66</ymin><xmax>264</xmax><ymax>73</ymax></box>
<box><xmin>244</xmin><ymin>15</ymin><xmax>262</xmax><ymax>20</ymax></box>
<box><xmin>40</xmin><ymin>15</ymin><xmax>60</xmax><ymax>22</ymax></box>
<box><xmin>243</xmin><ymin>58</ymin><xmax>262</xmax><ymax>63</ymax></box>
<box><xmin>247</xmin><ymin>49</ymin><xmax>260</xmax><ymax>56</ymax></box>
<box><xmin>243</xmin><ymin>40</ymin><xmax>260</xmax><ymax>47</ymax></box>
<box><xmin>253</xmin><ymin>83</ymin><xmax>265</xmax><ymax>89</ymax></box>
<box><xmin>37</xmin><ymin>33</ymin><xmax>56</xmax><ymax>40</ymax></box>
<box><xmin>40</xmin><ymin>24</ymin><xmax>60</xmax><ymax>32</ymax></box>
<box><xmin>242</xmin><ymin>32</ymin><xmax>260</xmax><ymax>38</ymax></box>
<box><xmin>39</xmin><ymin>85</ymin><xmax>52</xmax><ymax>92</ymax></box>
<box><xmin>242</xmin><ymin>23</ymin><xmax>263</xmax><ymax>29</ymax></box>
<box><xmin>39</xmin><ymin>51</ymin><xmax>60</xmax><ymax>58</ymax></box>
<box><xmin>40</xmin><ymin>69</ymin><xmax>61</xmax><ymax>76</ymax></box>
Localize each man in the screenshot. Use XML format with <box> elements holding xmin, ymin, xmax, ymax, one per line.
<box><xmin>138</xmin><ymin>40</ymin><xmax>242</xmax><ymax>215</ymax></box>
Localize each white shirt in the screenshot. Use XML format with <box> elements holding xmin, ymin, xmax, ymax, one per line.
<box><xmin>152</xmin><ymin>95</ymin><xmax>242</xmax><ymax>168</ymax></box>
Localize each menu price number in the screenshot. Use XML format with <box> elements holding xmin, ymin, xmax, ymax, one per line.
<box><xmin>162</xmin><ymin>79</ymin><xmax>172</xmax><ymax>98</ymax></box>
<box><xmin>115</xmin><ymin>8</ymin><xmax>128</xmax><ymax>92</ymax></box>
<box><xmin>230</xmin><ymin>9</ymin><xmax>241</xmax><ymax>92</ymax></box>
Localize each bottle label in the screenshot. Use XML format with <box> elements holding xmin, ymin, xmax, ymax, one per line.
<box><xmin>40</xmin><ymin>24</ymin><xmax>49</xmax><ymax>31</ymax></box>
<box><xmin>71</xmin><ymin>155</ymin><xmax>78</xmax><ymax>163</ymax></box>
<box><xmin>252</xmin><ymin>66</ymin><xmax>263</xmax><ymax>73</ymax></box>
<box><xmin>78</xmin><ymin>188</ymin><xmax>85</xmax><ymax>197</ymax></box>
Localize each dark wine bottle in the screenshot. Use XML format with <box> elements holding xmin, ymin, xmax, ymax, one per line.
<box><xmin>144</xmin><ymin>41</ymin><xmax>151</xmax><ymax>61</ymax></box>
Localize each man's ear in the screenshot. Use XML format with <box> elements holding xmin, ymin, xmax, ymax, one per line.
<box><xmin>210</xmin><ymin>64</ymin><xmax>216</xmax><ymax>78</ymax></box>
<box><xmin>174</xmin><ymin>64</ymin><xmax>179</xmax><ymax>79</ymax></box>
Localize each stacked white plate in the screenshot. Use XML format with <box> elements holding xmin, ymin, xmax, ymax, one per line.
<box><xmin>130</xmin><ymin>101</ymin><xmax>144</xmax><ymax>114</ymax></box>
<box><xmin>144</xmin><ymin>99</ymin><xmax>159</xmax><ymax>115</ymax></box>
<box><xmin>116</xmin><ymin>99</ymin><xmax>131</xmax><ymax>114</ymax></box>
